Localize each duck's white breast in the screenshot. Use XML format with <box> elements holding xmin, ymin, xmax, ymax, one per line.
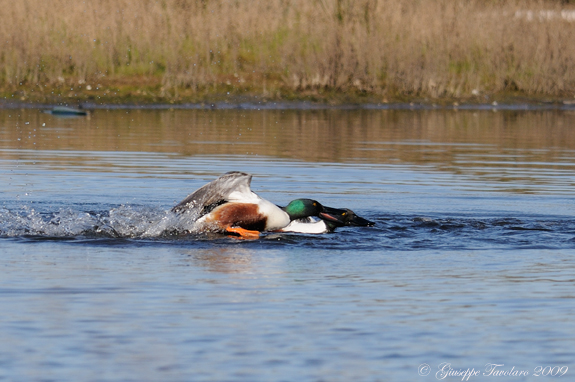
<box><xmin>258</xmin><ymin>199</ymin><xmax>290</xmax><ymax>230</ymax></box>
<box><xmin>279</xmin><ymin>218</ymin><xmax>329</xmax><ymax>234</ymax></box>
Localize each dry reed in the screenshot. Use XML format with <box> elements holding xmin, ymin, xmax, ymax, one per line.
<box><xmin>1</xmin><ymin>0</ymin><xmax>575</xmax><ymax>101</ymax></box>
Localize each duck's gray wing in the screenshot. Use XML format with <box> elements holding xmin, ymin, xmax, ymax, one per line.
<box><xmin>171</xmin><ymin>171</ymin><xmax>253</xmax><ymax>215</ymax></box>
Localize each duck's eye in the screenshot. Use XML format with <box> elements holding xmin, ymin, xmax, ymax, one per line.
<box><xmin>342</xmin><ymin>212</ymin><xmax>347</xmax><ymax>216</ymax></box>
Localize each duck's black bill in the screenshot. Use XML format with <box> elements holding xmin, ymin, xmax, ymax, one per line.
<box><xmin>320</xmin><ymin>206</ymin><xmax>375</xmax><ymax>227</ymax></box>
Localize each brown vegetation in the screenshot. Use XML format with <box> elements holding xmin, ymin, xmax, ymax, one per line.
<box><xmin>1</xmin><ymin>0</ymin><xmax>575</xmax><ymax>103</ymax></box>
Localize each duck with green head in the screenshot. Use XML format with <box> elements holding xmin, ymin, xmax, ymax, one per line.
<box><xmin>172</xmin><ymin>171</ymin><xmax>373</xmax><ymax>238</ymax></box>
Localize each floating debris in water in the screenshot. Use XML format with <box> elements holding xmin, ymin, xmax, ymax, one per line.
<box><xmin>44</xmin><ymin>106</ymin><xmax>89</xmax><ymax>116</ymax></box>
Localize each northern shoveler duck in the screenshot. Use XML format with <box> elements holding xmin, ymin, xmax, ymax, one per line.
<box><xmin>171</xmin><ymin>171</ymin><xmax>373</xmax><ymax>238</ymax></box>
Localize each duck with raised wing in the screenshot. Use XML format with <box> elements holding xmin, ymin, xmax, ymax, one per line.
<box><xmin>171</xmin><ymin>171</ymin><xmax>359</xmax><ymax>238</ymax></box>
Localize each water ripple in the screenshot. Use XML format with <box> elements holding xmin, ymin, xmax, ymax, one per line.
<box><xmin>1</xmin><ymin>206</ymin><xmax>573</xmax><ymax>251</ymax></box>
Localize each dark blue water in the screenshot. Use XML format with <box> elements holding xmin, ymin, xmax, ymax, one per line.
<box><xmin>1</xmin><ymin>109</ymin><xmax>574</xmax><ymax>381</ymax></box>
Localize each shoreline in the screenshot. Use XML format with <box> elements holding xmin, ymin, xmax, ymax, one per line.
<box><xmin>2</xmin><ymin>81</ymin><xmax>575</xmax><ymax>111</ymax></box>
<box><xmin>2</xmin><ymin>96</ymin><xmax>575</xmax><ymax>111</ymax></box>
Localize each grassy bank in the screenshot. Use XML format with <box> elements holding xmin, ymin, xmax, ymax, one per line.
<box><xmin>2</xmin><ymin>0</ymin><xmax>575</xmax><ymax>104</ymax></box>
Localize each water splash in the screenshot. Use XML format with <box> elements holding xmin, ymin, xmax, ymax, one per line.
<box><xmin>0</xmin><ymin>205</ymin><xmax>199</xmax><ymax>239</ymax></box>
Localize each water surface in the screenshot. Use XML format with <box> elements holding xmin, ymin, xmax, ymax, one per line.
<box><xmin>1</xmin><ymin>108</ymin><xmax>574</xmax><ymax>381</ymax></box>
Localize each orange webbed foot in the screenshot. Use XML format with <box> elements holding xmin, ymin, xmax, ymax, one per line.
<box><xmin>225</xmin><ymin>226</ymin><xmax>261</xmax><ymax>239</ymax></box>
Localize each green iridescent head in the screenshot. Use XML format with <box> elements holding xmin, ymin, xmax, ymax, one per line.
<box><xmin>283</xmin><ymin>199</ymin><xmax>323</xmax><ymax>220</ymax></box>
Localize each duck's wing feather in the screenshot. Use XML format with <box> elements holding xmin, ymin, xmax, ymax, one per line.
<box><xmin>171</xmin><ymin>171</ymin><xmax>253</xmax><ymax>215</ymax></box>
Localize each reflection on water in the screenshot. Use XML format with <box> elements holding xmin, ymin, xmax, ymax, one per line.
<box><xmin>1</xmin><ymin>109</ymin><xmax>575</xmax><ymax>195</ymax></box>
<box><xmin>183</xmin><ymin>248</ymin><xmax>257</xmax><ymax>274</ymax></box>
<box><xmin>1</xmin><ymin>108</ymin><xmax>574</xmax><ymax>382</ymax></box>
<box><xmin>1</xmin><ymin>108</ymin><xmax>575</xmax><ymax>161</ymax></box>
